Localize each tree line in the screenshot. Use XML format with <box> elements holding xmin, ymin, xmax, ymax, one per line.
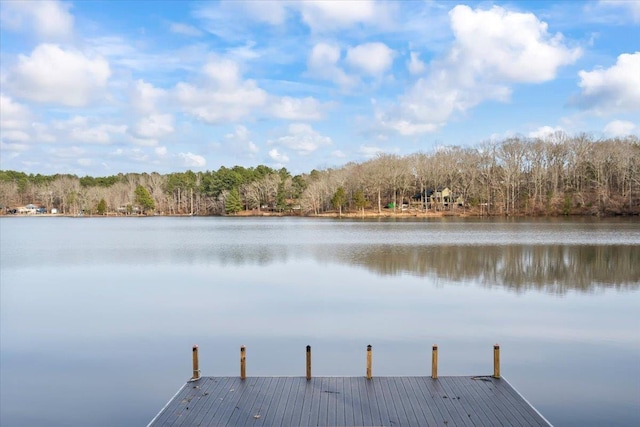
<box><xmin>1</xmin><ymin>133</ymin><xmax>638</xmax><ymax>216</ymax></box>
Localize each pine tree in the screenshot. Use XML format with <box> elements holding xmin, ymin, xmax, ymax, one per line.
<box><xmin>96</xmin><ymin>198</ymin><xmax>107</xmax><ymax>215</ymax></box>
<box><xmin>331</xmin><ymin>186</ymin><xmax>347</xmax><ymax>217</ymax></box>
<box><xmin>225</xmin><ymin>187</ymin><xmax>242</xmax><ymax>215</ymax></box>
<box><xmin>353</xmin><ymin>190</ymin><xmax>367</xmax><ymax>218</ymax></box>
<box><xmin>134</xmin><ymin>185</ymin><xmax>155</xmax><ymax>214</ymax></box>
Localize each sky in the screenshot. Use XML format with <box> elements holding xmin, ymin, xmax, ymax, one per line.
<box><xmin>0</xmin><ymin>0</ymin><xmax>639</xmax><ymax>177</ymax></box>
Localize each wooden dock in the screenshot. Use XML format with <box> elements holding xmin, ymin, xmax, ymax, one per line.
<box><xmin>148</xmin><ymin>345</ymin><xmax>551</xmax><ymax>426</ymax></box>
<box><xmin>148</xmin><ymin>376</ymin><xmax>551</xmax><ymax>426</ymax></box>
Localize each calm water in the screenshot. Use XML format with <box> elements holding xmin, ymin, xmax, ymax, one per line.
<box><xmin>1</xmin><ymin>217</ymin><xmax>639</xmax><ymax>426</ymax></box>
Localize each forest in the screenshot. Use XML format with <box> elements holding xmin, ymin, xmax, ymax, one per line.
<box><xmin>1</xmin><ymin>133</ymin><xmax>638</xmax><ymax>217</ymax></box>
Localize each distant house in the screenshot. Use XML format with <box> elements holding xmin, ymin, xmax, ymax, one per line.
<box><xmin>51</xmin><ymin>208</ymin><xmax>58</xmax><ymax>214</ymax></box>
<box><xmin>417</xmin><ymin>188</ymin><xmax>464</xmax><ymax>209</ymax></box>
<box><xmin>117</xmin><ymin>205</ymin><xmax>140</xmax><ymax>215</ymax></box>
<box><xmin>18</xmin><ymin>204</ymin><xmax>38</xmax><ymax>214</ymax></box>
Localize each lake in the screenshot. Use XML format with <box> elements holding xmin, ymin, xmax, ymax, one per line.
<box><xmin>1</xmin><ymin>217</ymin><xmax>638</xmax><ymax>426</ymax></box>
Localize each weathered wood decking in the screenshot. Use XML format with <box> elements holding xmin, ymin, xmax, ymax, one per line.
<box><xmin>148</xmin><ymin>376</ymin><xmax>551</xmax><ymax>427</ymax></box>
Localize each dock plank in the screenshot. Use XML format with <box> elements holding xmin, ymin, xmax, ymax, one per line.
<box><xmin>148</xmin><ymin>376</ymin><xmax>552</xmax><ymax>427</ymax></box>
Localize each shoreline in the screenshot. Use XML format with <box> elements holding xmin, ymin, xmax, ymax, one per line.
<box><xmin>2</xmin><ymin>209</ymin><xmax>637</xmax><ymax>218</ymax></box>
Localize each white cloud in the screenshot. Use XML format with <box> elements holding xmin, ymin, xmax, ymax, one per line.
<box><xmin>331</xmin><ymin>150</ymin><xmax>346</xmax><ymax>158</ymax></box>
<box><xmin>268</xmin><ymin>123</ymin><xmax>332</xmax><ymax>155</ymax></box>
<box><xmin>53</xmin><ymin>116</ymin><xmax>126</xmax><ymax>144</ymax></box>
<box><xmin>529</xmin><ymin>126</ymin><xmax>564</xmax><ymax>139</ymax></box>
<box><xmin>0</xmin><ymin>0</ymin><xmax>74</xmax><ymax>40</ymax></box>
<box><xmin>155</xmin><ymin>146</ymin><xmax>168</xmax><ymax>157</ymax></box>
<box><xmin>175</xmin><ymin>56</ymin><xmax>267</xmax><ymax>123</ymax></box>
<box><xmin>307</xmin><ymin>43</ymin><xmax>356</xmax><ymax>88</ymax></box>
<box><xmin>297</xmin><ymin>0</ymin><xmax>389</xmax><ymax>32</ymax></box>
<box><xmin>0</xmin><ymin>141</ymin><xmax>30</xmax><ymax>153</ymax></box>
<box><xmin>169</xmin><ymin>22</ymin><xmax>203</xmax><ymax>37</ymax></box>
<box><xmin>268</xmin><ymin>148</ymin><xmax>289</xmax><ymax>163</ymax></box>
<box><xmin>604</xmin><ymin>120</ymin><xmax>637</xmax><ymax>136</ymax></box>
<box><xmin>179</xmin><ymin>152</ymin><xmax>206</xmax><ymax>168</ymax></box>
<box><xmin>407</xmin><ymin>52</ymin><xmax>426</xmax><ymax>75</ymax></box>
<box><xmin>450</xmin><ymin>5</ymin><xmax>581</xmax><ymax>83</ymax></box>
<box><xmin>376</xmin><ymin>5</ymin><xmax>581</xmax><ymax>135</ymax></box>
<box><xmin>1</xmin><ymin>130</ymin><xmax>30</xmax><ymax>143</ymax></box>
<box><xmin>8</xmin><ymin>44</ymin><xmax>111</xmax><ymax>107</ymax></box>
<box><xmin>574</xmin><ymin>52</ymin><xmax>640</xmax><ymax>113</ymax></box>
<box><xmin>270</xmin><ymin>96</ymin><xmax>327</xmax><ymax>120</ymax></box>
<box><xmin>134</xmin><ymin>114</ymin><xmax>174</xmax><ymax>139</ymax></box>
<box><xmin>346</xmin><ymin>43</ymin><xmax>395</xmax><ymax>76</ymax></box>
<box><xmin>0</xmin><ymin>94</ymin><xmax>31</xmax><ymax>131</ymax></box>
<box><xmin>131</xmin><ymin>80</ymin><xmax>167</xmax><ymax>114</ymax></box>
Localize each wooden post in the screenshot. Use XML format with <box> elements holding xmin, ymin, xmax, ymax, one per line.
<box><xmin>366</xmin><ymin>345</ymin><xmax>372</xmax><ymax>379</ymax></box>
<box><xmin>306</xmin><ymin>345</ymin><xmax>312</xmax><ymax>380</ymax></box>
<box><xmin>493</xmin><ymin>344</ymin><xmax>500</xmax><ymax>378</ymax></box>
<box><xmin>431</xmin><ymin>345</ymin><xmax>438</xmax><ymax>379</ymax></box>
<box><xmin>192</xmin><ymin>345</ymin><xmax>200</xmax><ymax>380</ymax></box>
<box><xmin>240</xmin><ymin>346</ymin><xmax>246</xmax><ymax>380</ymax></box>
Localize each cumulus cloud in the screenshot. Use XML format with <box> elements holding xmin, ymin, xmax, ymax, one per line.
<box><xmin>8</xmin><ymin>44</ymin><xmax>111</xmax><ymax>107</ymax></box>
<box><xmin>604</xmin><ymin>120</ymin><xmax>637</xmax><ymax>136</ymax></box>
<box><xmin>268</xmin><ymin>148</ymin><xmax>289</xmax><ymax>163</ymax></box>
<box><xmin>52</xmin><ymin>116</ymin><xmax>126</xmax><ymax>144</ymax></box>
<box><xmin>131</xmin><ymin>80</ymin><xmax>167</xmax><ymax>114</ymax></box>
<box><xmin>297</xmin><ymin>0</ymin><xmax>389</xmax><ymax>32</ymax></box>
<box><xmin>0</xmin><ymin>94</ymin><xmax>31</xmax><ymax>132</ymax></box>
<box><xmin>529</xmin><ymin>126</ymin><xmax>565</xmax><ymax>139</ymax></box>
<box><xmin>0</xmin><ymin>0</ymin><xmax>74</xmax><ymax>40</ymax></box>
<box><xmin>307</xmin><ymin>43</ymin><xmax>356</xmax><ymax>88</ymax></box>
<box><xmin>573</xmin><ymin>52</ymin><xmax>640</xmax><ymax>113</ymax></box>
<box><xmin>134</xmin><ymin>114</ymin><xmax>174</xmax><ymax>139</ymax></box>
<box><xmin>345</xmin><ymin>42</ymin><xmax>394</xmax><ymax>76</ymax></box>
<box><xmin>268</xmin><ymin>123</ymin><xmax>332</xmax><ymax>155</ymax></box>
<box><xmin>179</xmin><ymin>152</ymin><xmax>206</xmax><ymax>167</ymax></box>
<box><xmin>175</xmin><ymin>56</ymin><xmax>267</xmax><ymax>123</ymax></box>
<box><xmin>376</xmin><ymin>5</ymin><xmax>581</xmax><ymax>135</ymax></box>
<box><xmin>450</xmin><ymin>5</ymin><xmax>581</xmax><ymax>83</ymax></box>
<box><xmin>270</xmin><ymin>96</ymin><xmax>327</xmax><ymax>120</ymax></box>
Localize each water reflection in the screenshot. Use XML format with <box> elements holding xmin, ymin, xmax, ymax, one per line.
<box><xmin>5</xmin><ymin>241</ymin><xmax>639</xmax><ymax>294</ymax></box>
<box><xmin>330</xmin><ymin>245</ymin><xmax>640</xmax><ymax>294</ymax></box>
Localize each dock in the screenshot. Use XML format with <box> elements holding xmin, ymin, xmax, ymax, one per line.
<box><xmin>148</xmin><ymin>345</ymin><xmax>552</xmax><ymax>427</ymax></box>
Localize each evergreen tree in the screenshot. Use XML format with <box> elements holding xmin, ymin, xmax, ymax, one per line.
<box><xmin>331</xmin><ymin>186</ymin><xmax>347</xmax><ymax>217</ymax></box>
<box><xmin>353</xmin><ymin>190</ymin><xmax>367</xmax><ymax>217</ymax></box>
<box><xmin>134</xmin><ymin>185</ymin><xmax>155</xmax><ymax>214</ymax></box>
<box><xmin>96</xmin><ymin>198</ymin><xmax>107</xmax><ymax>215</ymax></box>
<box><xmin>225</xmin><ymin>187</ymin><xmax>242</xmax><ymax>214</ymax></box>
<box><xmin>276</xmin><ymin>181</ymin><xmax>287</xmax><ymax>212</ymax></box>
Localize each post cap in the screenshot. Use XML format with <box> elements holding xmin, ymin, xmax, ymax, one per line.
<box><xmin>367</xmin><ymin>344</ymin><xmax>372</xmax><ymax>350</ymax></box>
<box><xmin>192</xmin><ymin>345</ymin><xmax>198</xmax><ymax>350</ymax></box>
<box><xmin>306</xmin><ymin>345</ymin><xmax>311</xmax><ymax>351</ymax></box>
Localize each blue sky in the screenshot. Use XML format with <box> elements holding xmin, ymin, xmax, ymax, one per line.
<box><xmin>1</xmin><ymin>0</ymin><xmax>639</xmax><ymax>176</ymax></box>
